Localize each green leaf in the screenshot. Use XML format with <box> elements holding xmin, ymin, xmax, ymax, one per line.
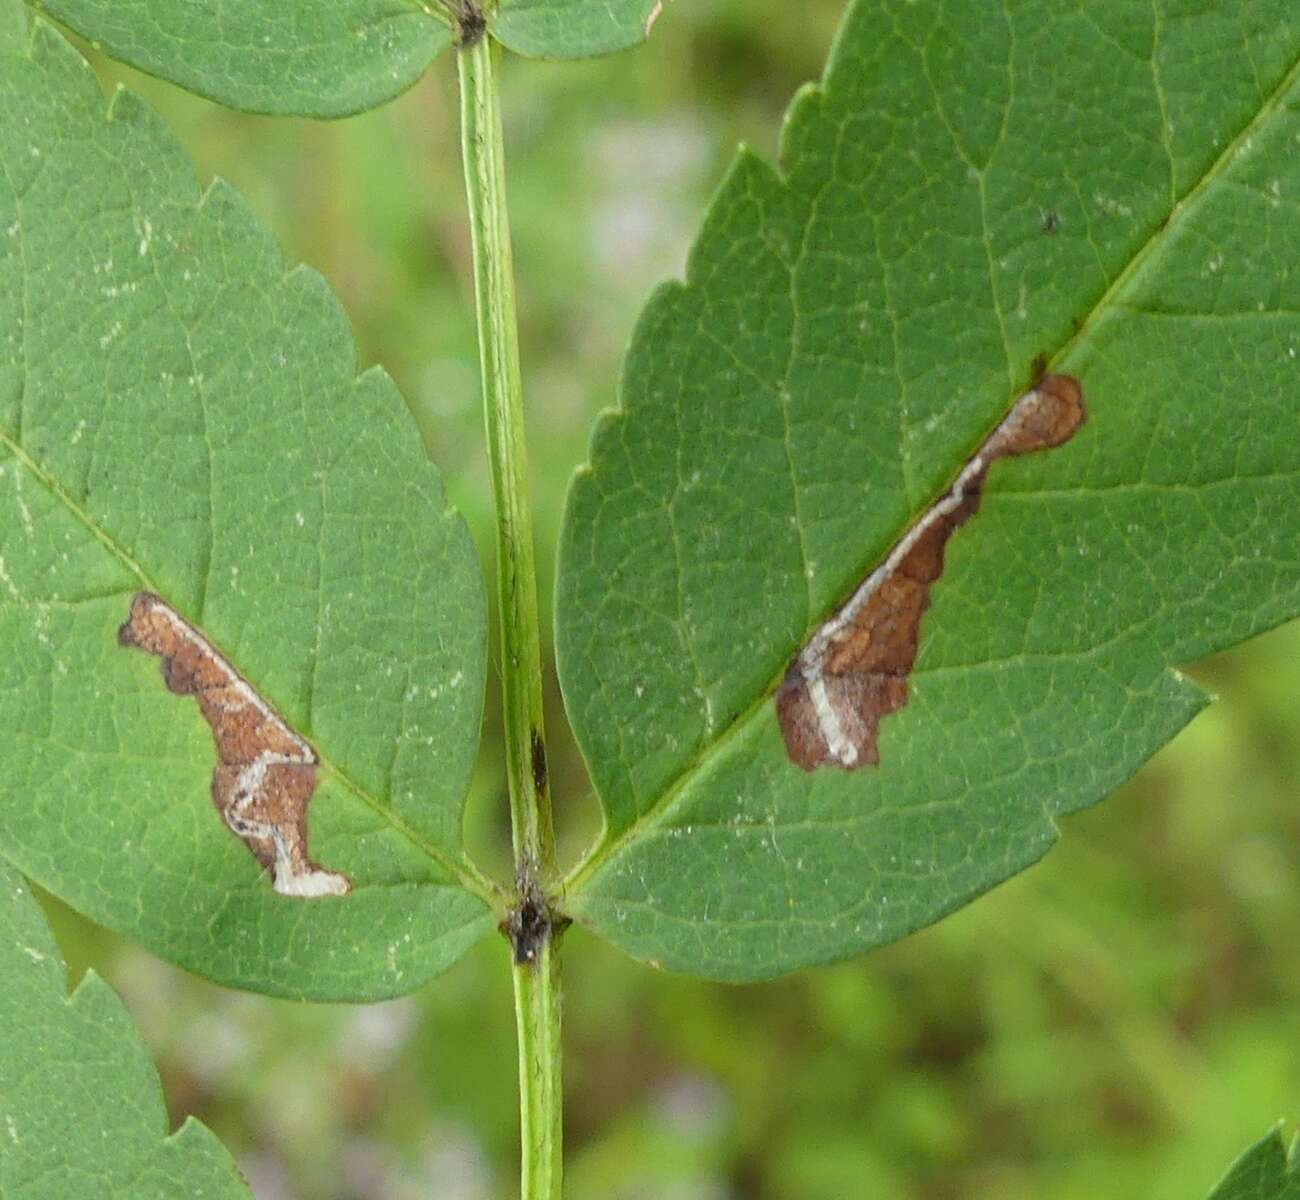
<box><xmin>32</xmin><ymin>0</ymin><xmax>661</xmax><ymax>118</ymax></box>
<box><xmin>0</xmin><ymin>2</ymin><xmax>495</xmax><ymax>1000</ymax></box>
<box><xmin>0</xmin><ymin>862</ymin><xmax>252</xmax><ymax>1198</ymax></box>
<box><xmin>1206</xmin><ymin>1129</ymin><xmax>1300</xmax><ymax>1200</ymax></box>
<box><xmin>490</xmin><ymin>0</ymin><xmax>662</xmax><ymax>60</ymax></box>
<box><xmin>556</xmin><ymin>0</ymin><xmax>1300</xmax><ymax>979</ymax></box>
<box><xmin>31</xmin><ymin>0</ymin><xmax>452</xmax><ymax>117</ymax></box>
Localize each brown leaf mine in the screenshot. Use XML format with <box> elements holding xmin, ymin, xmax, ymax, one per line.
<box><xmin>118</xmin><ymin>592</ymin><xmax>350</xmax><ymax>897</ymax></box>
<box><xmin>777</xmin><ymin>374</ymin><xmax>1086</xmax><ymax>771</ymax></box>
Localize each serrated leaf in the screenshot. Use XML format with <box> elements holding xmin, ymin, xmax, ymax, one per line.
<box><xmin>1206</xmin><ymin>1129</ymin><xmax>1300</xmax><ymax>1200</ymax></box>
<box><xmin>32</xmin><ymin>0</ymin><xmax>452</xmax><ymax>117</ymax></box>
<box><xmin>0</xmin><ymin>2</ymin><xmax>496</xmax><ymax>1000</ymax></box>
<box><xmin>556</xmin><ymin>0</ymin><xmax>1300</xmax><ymax>979</ymax></box>
<box><xmin>490</xmin><ymin>0</ymin><xmax>662</xmax><ymax>60</ymax></box>
<box><xmin>0</xmin><ymin>862</ymin><xmax>252</xmax><ymax>1199</ymax></box>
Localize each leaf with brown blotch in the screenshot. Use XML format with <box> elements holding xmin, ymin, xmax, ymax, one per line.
<box><xmin>0</xmin><ymin>5</ymin><xmax>493</xmax><ymax>1000</ymax></box>
<box><xmin>118</xmin><ymin>593</ymin><xmax>350</xmax><ymax>899</ymax></box>
<box><xmin>777</xmin><ymin>375</ymin><xmax>1085</xmax><ymax>771</ymax></box>
<box><xmin>556</xmin><ymin>0</ymin><xmax>1300</xmax><ymax>982</ymax></box>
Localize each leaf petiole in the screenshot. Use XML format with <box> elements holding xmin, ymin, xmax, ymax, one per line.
<box><xmin>457</xmin><ymin>28</ymin><xmax>563</xmax><ymax>1200</ymax></box>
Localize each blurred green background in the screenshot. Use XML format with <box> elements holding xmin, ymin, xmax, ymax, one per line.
<box><xmin>39</xmin><ymin>1</ymin><xmax>1300</xmax><ymax>1196</ymax></box>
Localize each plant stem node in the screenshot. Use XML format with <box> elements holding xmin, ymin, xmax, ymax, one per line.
<box><xmin>501</xmin><ymin>861</ymin><xmax>568</xmax><ymax>966</ymax></box>
<box><xmin>456</xmin><ymin>1</ymin><xmax>487</xmax><ymax>47</ymax></box>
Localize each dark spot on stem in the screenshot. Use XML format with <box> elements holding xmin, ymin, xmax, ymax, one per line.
<box><xmin>501</xmin><ymin>862</ymin><xmax>549</xmax><ymax>965</ymax></box>
<box><xmin>505</xmin><ymin>894</ymin><xmax>549</xmax><ymax>966</ymax></box>
<box><xmin>456</xmin><ymin>1</ymin><xmax>486</xmax><ymax>47</ymax></box>
<box><xmin>499</xmin><ymin>859</ymin><xmax>568</xmax><ymax>966</ymax></box>
<box><xmin>530</xmin><ymin>729</ymin><xmax>548</xmax><ymax>796</ymax></box>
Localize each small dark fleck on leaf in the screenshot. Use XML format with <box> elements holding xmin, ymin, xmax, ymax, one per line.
<box><xmin>1041</xmin><ymin>209</ymin><xmax>1060</xmax><ymax>234</ymax></box>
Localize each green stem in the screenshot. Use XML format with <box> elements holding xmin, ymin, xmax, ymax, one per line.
<box><xmin>512</xmin><ymin>935</ymin><xmax>563</xmax><ymax>1197</ymax></box>
<box><xmin>457</xmin><ymin>21</ymin><xmax>562</xmax><ymax>1200</ymax></box>
<box><xmin>457</xmin><ymin>26</ymin><xmax>553</xmax><ymax>874</ymax></box>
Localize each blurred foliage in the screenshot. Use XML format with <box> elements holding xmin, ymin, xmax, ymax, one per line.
<box><xmin>37</xmin><ymin>0</ymin><xmax>1299</xmax><ymax>1195</ymax></box>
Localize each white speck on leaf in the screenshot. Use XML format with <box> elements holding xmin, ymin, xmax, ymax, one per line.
<box><xmin>0</xmin><ymin>557</ymin><xmax>19</xmax><ymax>600</ymax></box>
<box><xmin>13</xmin><ymin>487</ymin><xmax>33</xmax><ymax>538</ymax></box>
<box><xmin>1092</xmin><ymin>192</ymin><xmax>1134</xmax><ymax>218</ymax></box>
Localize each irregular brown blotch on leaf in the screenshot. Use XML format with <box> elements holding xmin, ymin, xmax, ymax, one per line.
<box><xmin>776</xmin><ymin>374</ymin><xmax>1086</xmax><ymax>771</ymax></box>
<box><xmin>118</xmin><ymin>592</ymin><xmax>350</xmax><ymax>897</ymax></box>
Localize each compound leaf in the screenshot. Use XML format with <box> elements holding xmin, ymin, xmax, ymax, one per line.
<box><xmin>556</xmin><ymin>0</ymin><xmax>1300</xmax><ymax>979</ymax></box>
<box><xmin>0</xmin><ymin>2</ymin><xmax>495</xmax><ymax>1000</ymax></box>
<box><xmin>0</xmin><ymin>861</ymin><xmax>252</xmax><ymax>1199</ymax></box>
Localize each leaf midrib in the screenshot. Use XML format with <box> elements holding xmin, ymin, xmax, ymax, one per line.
<box><xmin>560</xmin><ymin>38</ymin><xmax>1300</xmax><ymax>901</ymax></box>
<box><xmin>0</xmin><ymin>425</ymin><xmax>503</xmax><ymax>908</ymax></box>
